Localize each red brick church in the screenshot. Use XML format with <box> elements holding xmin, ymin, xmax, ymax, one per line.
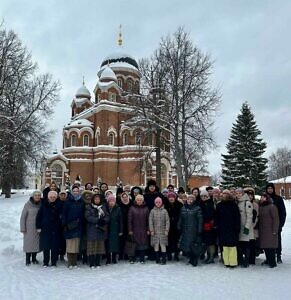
<box><xmin>43</xmin><ymin>48</ymin><xmax>175</xmax><ymax>189</ymax></box>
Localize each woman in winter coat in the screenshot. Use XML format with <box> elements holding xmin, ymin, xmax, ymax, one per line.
<box><xmin>178</xmin><ymin>194</ymin><xmax>203</xmax><ymax>267</ymax></box>
<box><xmin>200</xmin><ymin>190</ymin><xmax>217</xmax><ymax>264</ymax></box>
<box><xmin>20</xmin><ymin>190</ymin><xmax>42</xmax><ymax>266</ymax></box>
<box><xmin>62</xmin><ymin>185</ymin><xmax>85</xmax><ymax>269</ymax></box>
<box><xmin>36</xmin><ymin>191</ymin><xmax>63</xmax><ymax>267</ymax></box>
<box><xmin>236</xmin><ymin>188</ymin><xmax>254</xmax><ymax>267</ymax></box>
<box><xmin>259</xmin><ymin>193</ymin><xmax>280</xmax><ymax>268</ymax></box>
<box><xmin>244</xmin><ymin>188</ymin><xmax>259</xmax><ymax>265</ymax></box>
<box><xmin>106</xmin><ymin>194</ymin><xmax>123</xmax><ymax>264</ymax></box>
<box><xmin>216</xmin><ymin>190</ymin><xmax>241</xmax><ymax>268</ymax></box>
<box><xmin>130</xmin><ymin>186</ymin><xmax>143</xmax><ymax>203</ymax></box>
<box><xmin>165</xmin><ymin>192</ymin><xmax>182</xmax><ymax>261</ymax></box>
<box><xmin>119</xmin><ymin>192</ymin><xmax>132</xmax><ymax>260</ymax></box>
<box><xmin>149</xmin><ymin>197</ymin><xmax>170</xmax><ymax>264</ymax></box>
<box><xmin>128</xmin><ymin>194</ymin><xmax>150</xmax><ymax>263</ymax></box>
<box><xmin>144</xmin><ymin>179</ymin><xmax>164</xmax><ymax>210</ymax></box>
<box><xmin>85</xmin><ymin>193</ymin><xmax>109</xmax><ymax>268</ymax></box>
<box><xmin>58</xmin><ymin>190</ymin><xmax>68</xmax><ymax>261</ymax></box>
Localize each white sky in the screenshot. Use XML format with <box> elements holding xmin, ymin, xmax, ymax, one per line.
<box><xmin>1</xmin><ymin>0</ymin><xmax>291</xmax><ymax>175</ymax></box>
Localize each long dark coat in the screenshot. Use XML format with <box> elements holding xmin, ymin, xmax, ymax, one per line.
<box><xmin>85</xmin><ymin>204</ymin><xmax>109</xmax><ymax>241</ymax></box>
<box><xmin>36</xmin><ymin>200</ymin><xmax>63</xmax><ymax>250</ymax></box>
<box><xmin>216</xmin><ymin>199</ymin><xmax>241</xmax><ymax>247</ymax></box>
<box><xmin>165</xmin><ymin>200</ymin><xmax>183</xmax><ymax>251</ymax></box>
<box><xmin>128</xmin><ymin>204</ymin><xmax>149</xmax><ymax>250</ymax></box>
<box><xmin>62</xmin><ymin>194</ymin><xmax>85</xmax><ymax>239</ymax></box>
<box><xmin>107</xmin><ymin>205</ymin><xmax>123</xmax><ymax>253</ymax></box>
<box><xmin>200</xmin><ymin>198</ymin><xmax>217</xmax><ymax>246</ymax></box>
<box><xmin>259</xmin><ymin>202</ymin><xmax>280</xmax><ymax>249</ymax></box>
<box><xmin>178</xmin><ymin>202</ymin><xmax>203</xmax><ymax>253</ymax></box>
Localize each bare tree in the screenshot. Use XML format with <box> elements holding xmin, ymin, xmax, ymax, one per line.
<box><xmin>127</xmin><ymin>27</ymin><xmax>220</xmax><ymax>189</ymax></box>
<box><xmin>268</xmin><ymin>147</ymin><xmax>291</xmax><ymax>180</ymax></box>
<box><xmin>0</xmin><ymin>27</ymin><xmax>60</xmax><ymax>198</ymax></box>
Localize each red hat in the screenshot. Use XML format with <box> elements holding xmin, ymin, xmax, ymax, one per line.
<box><xmin>167</xmin><ymin>192</ymin><xmax>176</xmax><ymax>199</ymax></box>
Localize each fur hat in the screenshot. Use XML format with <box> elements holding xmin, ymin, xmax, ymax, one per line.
<box><xmin>147</xmin><ymin>179</ymin><xmax>157</xmax><ymax>187</ymax></box>
<box><xmin>161</xmin><ymin>188</ymin><xmax>168</xmax><ymax>194</ymax></box>
<box><xmin>222</xmin><ymin>189</ymin><xmax>231</xmax><ymax>195</ymax></box>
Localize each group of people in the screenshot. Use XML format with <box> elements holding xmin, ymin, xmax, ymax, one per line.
<box><xmin>20</xmin><ymin>179</ymin><xmax>286</xmax><ymax>270</ymax></box>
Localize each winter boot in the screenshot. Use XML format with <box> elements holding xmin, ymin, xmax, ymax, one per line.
<box><xmin>155</xmin><ymin>252</ymin><xmax>160</xmax><ymax>264</ymax></box>
<box><xmin>167</xmin><ymin>252</ymin><xmax>172</xmax><ymax>261</ymax></box>
<box><xmin>95</xmin><ymin>254</ymin><xmax>101</xmax><ymax>267</ymax></box>
<box><xmin>205</xmin><ymin>246</ymin><xmax>215</xmax><ymax>264</ymax></box>
<box><xmin>26</xmin><ymin>253</ymin><xmax>31</xmax><ymax>266</ymax></box>
<box><xmin>174</xmin><ymin>252</ymin><xmax>180</xmax><ymax>261</ymax></box>
<box><xmin>161</xmin><ymin>252</ymin><xmax>167</xmax><ymax>265</ymax></box>
<box><xmin>106</xmin><ymin>253</ymin><xmax>111</xmax><ymax>265</ymax></box>
<box><xmin>31</xmin><ymin>252</ymin><xmax>39</xmax><ymax>264</ymax></box>
<box><xmin>88</xmin><ymin>255</ymin><xmax>95</xmax><ymax>268</ymax></box>
<box><xmin>277</xmin><ymin>255</ymin><xmax>282</xmax><ymax>264</ymax></box>
<box><xmin>112</xmin><ymin>253</ymin><xmax>117</xmax><ymax>264</ymax></box>
<box><xmin>190</xmin><ymin>254</ymin><xmax>198</xmax><ymax>267</ymax></box>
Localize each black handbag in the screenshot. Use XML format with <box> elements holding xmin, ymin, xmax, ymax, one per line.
<box><xmin>67</xmin><ymin>219</ymin><xmax>79</xmax><ymax>230</ymax></box>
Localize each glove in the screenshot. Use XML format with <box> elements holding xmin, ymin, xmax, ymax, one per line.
<box><xmin>243</xmin><ymin>227</ymin><xmax>249</xmax><ymax>235</ymax></box>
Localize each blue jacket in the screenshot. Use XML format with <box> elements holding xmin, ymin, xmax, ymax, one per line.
<box><xmin>62</xmin><ymin>193</ymin><xmax>85</xmax><ymax>239</ymax></box>
<box><xmin>36</xmin><ymin>200</ymin><xmax>63</xmax><ymax>250</ymax></box>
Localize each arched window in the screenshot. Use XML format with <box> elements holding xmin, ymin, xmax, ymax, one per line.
<box><xmin>71</xmin><ymin>134</ymin><xmax>77</xmax><ymax>147</ymax></box>
<box><xmin>123</xmin><ymin>133</ymin><xmax>129</xmax><ymax>145</ymax></box>
<box><xmin>108</xmin><ymin>133</ymin><xmax>114</xmax><ymax>145</ymax></box>
<box><xmin>161</xmin><ymin>163</ymin><xmax>168</xmax><ymax>189</ymax></box>
<box><xmin>135</xmin><ymin>132</ymin><xmax>141</xmax><ymax>145</ymax></box>
<box><xmin>118</xmin><ymin>78</ymin><xmax>122</xmax><ymax>88</ymax></box>
<box><xmin>83</xmin><ymin>134</ymin><xmax>89</xmax><ymax>146</ymax></box>
<box><xmin>51</xmin><ymin>164</ymin><xmax>63</xmax><ymax>188</ymax></box>
<box><xmin>128</xmin><ymin>80</ymin><xmax>133</xmax><ymax>92</ymax></box>
<box><xmin>146</xmin><ymin>162</ymin><xmax>153</xmax><ymax>182</ymax></box>
<box><xmin>109</xmin><ymin>92</ymin><xmax>116</xmax><ymax>102</ymax></box>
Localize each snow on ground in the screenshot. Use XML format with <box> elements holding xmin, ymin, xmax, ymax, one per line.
<box><xmin>0</xmin><ymin>192</ymin><xmax>291</xmax><ymax>300</ymax></box>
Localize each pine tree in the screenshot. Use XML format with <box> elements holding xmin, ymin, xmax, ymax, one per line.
<box><xmin>221</xmin><ymin>102</ymin><xmax>267</xmax><ymax>191</ymax></box>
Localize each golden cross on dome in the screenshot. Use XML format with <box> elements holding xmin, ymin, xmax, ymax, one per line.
<box><xmin>118</xmin><ymin>24</ymin><xmax>123</xmax><ymax>46</ymax></box>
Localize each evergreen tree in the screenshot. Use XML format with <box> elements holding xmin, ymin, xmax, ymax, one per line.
<box><xmin>221</xmin><ymin>102</ymin><xmax>267</xmax><ymax>191</ymax></box>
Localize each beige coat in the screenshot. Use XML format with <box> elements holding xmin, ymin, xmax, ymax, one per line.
<box><xmin>237</xmin><ymin>194</ymin><xmax>254</xmax><ymax>241</ymax></box>
<box><xmin>20</xmin><ymin>199</ymin><xmax>40</xmax><ymax>253</ymax></box>
<box><xmin>149</xmin><ymin>206</ymin><xmax>170</xmax><ymax>247</ymax></box>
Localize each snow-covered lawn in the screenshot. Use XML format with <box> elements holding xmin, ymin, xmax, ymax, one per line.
<box><xmin>0</xmin><ymin>192</ymin><xmax>291</xmax><ymax>300</ymax></box>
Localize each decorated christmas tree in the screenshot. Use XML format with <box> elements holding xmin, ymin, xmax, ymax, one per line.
<box><xmin>221</xmin><ymin>102</ymin><xmax>268</xmax><ymax>191</ymax></box>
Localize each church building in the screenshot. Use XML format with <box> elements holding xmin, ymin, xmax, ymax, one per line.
<box><xmin>43</xmin><ymin>41</ymin><xmax>172</xmax><ymax>189</ymax></box>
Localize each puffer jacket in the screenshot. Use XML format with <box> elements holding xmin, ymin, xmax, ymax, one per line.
<box><xmin>149</xmin><ymin>206</ymin><xmax>170</xmax><ymax>247</ymax></box>
<box><xmin>178</xmin><ymin>201</ymin><xmax>203</xmax><ymax>252</ymax></box>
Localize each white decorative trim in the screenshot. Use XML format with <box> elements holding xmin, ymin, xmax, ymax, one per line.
<box><xmin>107</xmin><ymin>126</ymin><xmax>117</xmax><ymax>138</ymax></box>
<box><xmin>64</xmin><ymin>127</ymin><xmax>94</xmax><ymax>138</ymax></box>
<box><xmin>120</xmin><ymin>124</ymin><xmax>134</xmax><ymax>136</ymax></box>
<box><xmin>50</xmin><ymin>159</ymin><xmax>69</xmax><ymax>172</ymax></box>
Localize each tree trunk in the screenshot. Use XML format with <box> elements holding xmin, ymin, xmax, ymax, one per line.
<box><xmin>155</xmin><ymin>129</ymin><xmax>162</xmax><ymax>189</ymax></box>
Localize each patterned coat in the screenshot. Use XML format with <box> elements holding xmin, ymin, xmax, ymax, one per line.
<box><xmin>20</xmin><ymin>198</ymin><xmax>41</xmax><ymax>253</ymax></box>
<box><xmin>149</xmin><ymin>206</ymin><xmax>170</xmax><ymax>247</ymax></box>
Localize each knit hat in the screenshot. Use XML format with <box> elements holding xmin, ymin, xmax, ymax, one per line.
<box><xmin>59</xmin><ymin>190</ymin><xmax>67</xmax><ymax>195</ymax></box>
<box><xmin>167</xmin><ymin>192</ymin><xmax>176</xmax><ymax>199</ymax></box>
<box><xmin>32</xmin><ymin>190</ymin><xmax>42</xmax><ymax>197</ymax></box>
<box><xmin>154</xmin><ymin>197</ymin><xmax>163</xmax><ymax>206</ymax></box>
<box><xmin>162</xmin><ymin>188</ymin><xmax>168</xmax><ymax>194</ymax></box>
<box><xmin>200</xmin><ymin>190</ymin><xmax>209</xmax><ymax>197</ymax></box>
<box><xmin>236</xmin><ymin>188</ymin><xmax>244</xmax><ymax>194</ymax></box>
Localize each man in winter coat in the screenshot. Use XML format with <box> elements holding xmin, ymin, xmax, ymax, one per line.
<box><xmin>266</xmin><ymin>182</ymin><xmax>286</xmax><ymax>263</ymax></box>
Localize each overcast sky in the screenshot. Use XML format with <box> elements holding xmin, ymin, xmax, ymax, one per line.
<box><xmin>1</xmin><ymin>0</ymin><xmax>291</xmax><ymax>175</ymax></box>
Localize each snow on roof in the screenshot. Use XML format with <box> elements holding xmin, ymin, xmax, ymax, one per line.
<box><xmin>96</xmin><ymin>80</ymin><xmax>122</xmax><ymax>92</ymax></box>
<box><xmin>76</xmin><ymin>85</ymin><xmax>91</xmax><ymax>99</ymax></box>
<box><xmin>100</xmin><ymin>66</ymin><xmax>117</xmax><ymax>82</ymax></box>
<box><xmin>109</xmin><ymin>61</ymin><xmax>139</xmax><ymax>72</ymax></box>
<box><xmin>271</xmin><ymin>176</ymin><xmax>291</xmax><ymax>184</ymax></box>
<box><xmin>103</xmin><ymin>52</ymin><xmax>135</xmax><ymax>61</ymax></box>
<box><xmin>65</xmin><ymin>119</ymin><xmax>93</xmax><ymax>128</ymax></box>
